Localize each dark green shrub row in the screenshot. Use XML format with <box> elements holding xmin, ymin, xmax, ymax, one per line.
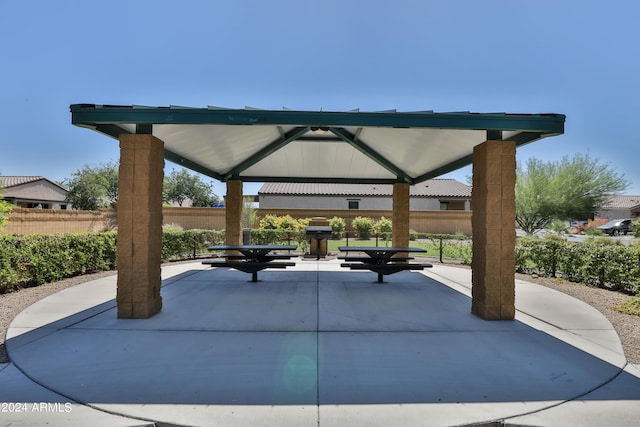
<box><xmin>162</xmin><ymin>229</ymin><xmax>224</xmax><ymax>261</ymax></box>
<box><xmin>0</xmin><ymin>232</ymin><xmax>117</xmax><ymax>293</ymax></box>
<box><xmin>0</xmin><ymin>229</ymin><xmax>228</xmax><ymax>293</ymax></box>
<box><xmin>516</xmin><ymin>236</ymin><xmax>640</xmax><ymax>294</ymax></box>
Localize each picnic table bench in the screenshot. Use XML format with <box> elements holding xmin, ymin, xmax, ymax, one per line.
<box><xmin>203</xmin><ymin>244</ymin><xmax>297</xmax><ymax>282</ymax></box>
<box><xmin>338</xmin><ymin>246</ymin><xmax>432</xmax><ymax>283</ymax></box>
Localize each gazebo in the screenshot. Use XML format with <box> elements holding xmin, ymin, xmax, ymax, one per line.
<box><xmin>70</xmin><ymin>104</ymin><xmax>565</xmax><ymax>321</ymax></box>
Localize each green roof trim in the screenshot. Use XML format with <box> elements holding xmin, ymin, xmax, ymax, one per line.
<box><xmin>71</xmin><ymin>104</ymin><xmax>565</xmax><ymax>134</ymax></box>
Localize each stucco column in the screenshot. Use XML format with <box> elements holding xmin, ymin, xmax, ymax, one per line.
<box><xmin>471</xmin><ymin>140</ymin><xmax>516</xmax><ymax>320</ymax></box>
<box><xmin>392</xmin><ymin>182</ymin><xmax>410</xmax><ymax>248</ymax></box>
<box><xmin>116</xmin><ymin>134</ymin><xmax>164</xmax><ymax>319</ymax></box>
<box><xmin>225</xmin><ymin>180</ymin><xmax>243</xmax><ymax>245</ymax></box>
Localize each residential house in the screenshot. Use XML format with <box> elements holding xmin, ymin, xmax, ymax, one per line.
<box><xmin>0</xmin><ymin>176</ymin><xmax>70</xmax><ymax>209</ymax></box>
<box><xmin>258</xmin><ymin>179</ymin><xmax>471</xmax><ymax>210</ymax></box>
<box><xmin>596</xmin><ymin>195</ymin><xmax>640</xmax><ymax>220</ymax></box>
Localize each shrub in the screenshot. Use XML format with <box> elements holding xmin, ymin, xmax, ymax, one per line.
<box><xmin>528</xmin><ymin>234</ymin><xmax>566</xmax><ymax>277</ymax></box>
<box><xmin>0</xmin><ymin>232</ymin><xmax>118</xmax><ymax>293</ymax></box>
<box><xmin>547</xmin><ymin>220</ymin><xmax>569</xmax><ymax>236</ymax></box>
<box><xmin>515</xmin><ymin>235</ymin><xmax>537</xmax><ymax>273</ymax></box>
<box><xmin>329</xmin><ymin>216</ymin><xmax>346</xmax><ymax>239</ymax></box>
<box><xmin>352</xmin><ymin>216</ymin><xmax>374</xmax><ymax>239</ymax></box>
<box><xmin>616</xmin><ymin>297</ymin><xmax>640</xmax><ymax>316</ymax></box>
<box><xmin>374</xmin><ymin>216</ymin><xmax>393</xmax><ymax>241</ymax></box>
<box><xmin>162</xmin><ymin>229</ymin><xmax>224</xmax><ymax>261</ymax></box>
<box><xmin>260</xmin><ymin>214</ymin><xmax>280</xmax><ymax>230</ymax></box>
<box><xmin>297</xmin><ymin>217</ymin><xmax>311</xmax><ymax>230</ymax></box>
<box><xmin>515</xmin><ymin>235</ymin><xmax>640</xmax><ymax>294</ymax></box>
<box><xmin>277</xmin><ymin>214</ymin><xmax>300</xmax><ymax>231</ymax></box>
<box><xmin>578</xmin><ymin>218</ymin><xmax>608</xmax><ymax>236</ymax></box>
<box><xmin>0</xmin><ymin>199</ymin><xmax>14</xmax><ymax>233</ymax></box>
<box><xmin>633</xmin><ymin>218</ymin><xmax>640</xmax><ymax>238</ymax></box>
<box><xmin>0</xmin><ymin>230</ymin><xmax>230</xmax><ymax>293</ymax></box>
<box><xmin>442</xmin><ymin>241</ymin><xmax>472</xmax><ymax>265</ymax></box>
<box><xmin>251</xmin><ymin>228</ymin><xmax>298</xmax><ymax>245</ymax></box>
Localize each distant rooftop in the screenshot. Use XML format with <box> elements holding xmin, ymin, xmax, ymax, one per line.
<box><xmin>0</xmin><ymin>176</ymin><xmax>67</xmax><ymax>191</ymax></box>
<box><xmin>602</xmin><ymin>195</ymin><xmax>640</xmax><ymax>209</ymax></box>
<box><xmin>259</xmin><ymin>179</ymin><xmax>471</xmax><ymax>198</ymax></box>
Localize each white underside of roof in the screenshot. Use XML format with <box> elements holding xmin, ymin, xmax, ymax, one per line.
<box><xmin>243</xmin><ymin>139</ymin><xmax>396</xmax><ymax>180</ymax></box>
<box><xmin>151</xmin><ymin>124</ymin><xmax>487</xmax><ymax>181</ymax></box>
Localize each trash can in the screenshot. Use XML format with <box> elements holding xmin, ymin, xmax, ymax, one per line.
<box><xmin>305</xmin><ymin>217</ymin><xmax>332</xmax><ymax>259</ymax></box>
<box><xmin>242</xmin><ymin>228</ymin><xmax>252</xmax><ymax>245</ymax></box>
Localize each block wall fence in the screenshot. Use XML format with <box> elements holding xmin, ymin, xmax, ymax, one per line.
<box><xmin>2</xmin><ymin>207</ymin><xmax>472</xmax><ymax>236</ymax></box>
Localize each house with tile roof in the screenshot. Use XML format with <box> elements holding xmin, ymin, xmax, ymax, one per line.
<box><xmin>0</xmin><ymin>176</ymin><xmax>70</xmax><ymax>209</ymax></box>
<box><xmin>258</xmin><ymin>179</ymin><xmax>471</xmax><ymax>210</ymax></box>
<box><xmin>596</xmin><ymin>195</ymin><xmax>640</xmax><ymax>220</ymax></box>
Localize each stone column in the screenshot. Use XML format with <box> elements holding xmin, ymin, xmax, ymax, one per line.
<box><xmin>392</xmin><ymin>182</ymin><xmax>410</xmax><ymax>248</ymax></box>
<box><xmin>471</xmin><ymin>140</ymin><xmax>516</xmax><ymax>320</ymax></box>
<box><xmin>116</xmin><ymin>134</ymin><xmax>164</xmax><ymax>319</ymax></box>
<box><xmin>225</xmin><ymin>180</ymin><xmax>243</xmax><ymax>245</ymax></box>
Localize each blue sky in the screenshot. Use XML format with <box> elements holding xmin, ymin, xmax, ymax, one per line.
<box><xmin>2</xmin><ymin>0</ymin><xmax>639</xmax><ymax>196</ymax></box>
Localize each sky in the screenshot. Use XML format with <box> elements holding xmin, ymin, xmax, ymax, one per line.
<box><xmin>1</xmin><ymin>0</ymin><xmax>639</xmax><ymax>196</ymax></box>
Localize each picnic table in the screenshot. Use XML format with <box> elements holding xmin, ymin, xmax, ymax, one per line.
<box><xmin>338</xmin><ymin>246</ymin><xmax>432</xmax><ymax>283</ymax></box>
<box><xmin>203</xmin><ymin>244</ymin><xmax>297</xmax><ymax>282</ymax></box>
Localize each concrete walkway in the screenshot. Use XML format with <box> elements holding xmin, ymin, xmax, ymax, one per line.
<box><xmin>2</xmin><ymin>259</ymin><xmax>640</xmax><ymax>426</ymax></box>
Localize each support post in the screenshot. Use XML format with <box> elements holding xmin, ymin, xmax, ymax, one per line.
<box><xmin>471</xmin><ymin>140</ymin><xmax>516</xmax><ymax>320</ymax></box>
<box><xmin>226</xmin><ymin>180</ymin><xmax>243</xmax><ymax>245</ymax></box>
<box><xmin>116</xmin><ymin>134</ymin><xmax>164</xmax><ymax>319</ymax></box>
<box><xmin>392</xmin><ymin>182</ymin><xmax>410</xmax><ymax>248</ymax></box>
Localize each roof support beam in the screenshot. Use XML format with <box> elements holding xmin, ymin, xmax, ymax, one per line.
<box><xmin>222</xmin><ymin>126</ymin><xmax>311</xmax><ymax>181</ymax></box>
<box><xmin>164</xmin><ymin>149</ymin><xmax>225</xmax><ymax>181</ymax></box>
<box><xmin>329</xmin><ymin>127</ymin><xmax>414</xmax><ymax>184</ymax></box>
<box><xmin>412</xmin><ymin>131</ymin><xmax>549</xmax><ymax>183</ymax></box>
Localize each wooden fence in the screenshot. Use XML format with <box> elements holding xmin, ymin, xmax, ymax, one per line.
<box><xmin>2</xmin><ymin>207</ymin><xmax>471</xmax><ymax>236</ymax></box>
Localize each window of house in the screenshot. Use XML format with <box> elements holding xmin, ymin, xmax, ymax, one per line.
<box><xmin>348</xmin><ymin>199</ymin><xmax>360</xmax><ymax>210</ymax></box>
<box><xmin>440</xmin><ymin>201</ymin><xmax>449</xmax><ymax>210</ymax></box>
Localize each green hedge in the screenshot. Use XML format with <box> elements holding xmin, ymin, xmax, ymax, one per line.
<box><xmin>516</xmin><ymin>236</ymin><xmax>640</xmax><ymax>294</ymax></box>
<box><xmin>0</xmin><ymin>229</ymin><xmax>227</xmax><ymax>293</ymax></box>
<box><xmin>3</xmin><ymin>229</ymin><xmax>638</xmax><ymax>296</ymax></box>
<box><xmin>162</xmin><ymin>229</ymin><xmax>224</xmax><ymax>261</ymax></box>
<box><xmin>0</xmin><ymin>232</ymin><xmax>117</xmax><ymax>292</ymax></box>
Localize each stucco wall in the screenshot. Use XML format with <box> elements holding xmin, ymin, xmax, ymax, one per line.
<box><xmin>259</xmin><ymin>195</ymin><xmax>468</xmax><ymax>211</ymax></box>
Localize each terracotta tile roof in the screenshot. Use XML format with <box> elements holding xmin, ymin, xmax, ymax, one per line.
<box><xmin>259</xmin><ymin>179</ymin><xmax>471</xmax><ymax>198</ymax></box>
<box><xmin>0</xmin><ymin>176</ymin><xmax>67</xmax><ymax>191</ymax></box>
<box><xmin>601</xmin><ymin>195</ymin><xmax>640</xmax><ymax>209</ymax></box>
<box><xmin>0</xmin><ymin>176</ymin><xmax>46</xmax><ymax>188</ymax></box>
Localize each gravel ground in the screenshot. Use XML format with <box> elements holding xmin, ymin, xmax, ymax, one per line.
<box><xmin>1</xmin><ymin>264</ymin><xmax>639</xmax><ymax>364</ymax></box>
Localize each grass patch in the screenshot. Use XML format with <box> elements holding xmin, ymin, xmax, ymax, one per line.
<box><xmin>327</xmin><ymin>238</ymin><xmax>471</xmax><ymax>263</ymax></box>
<box><xmin>615</xmin><ymin>297</ymin><xmax>640</xmax><ymax>316</ymax></box>
<box><xmin>327</xmin><ymin>238</ymin><xmax>422</xmax><ymax>252</ymax></box>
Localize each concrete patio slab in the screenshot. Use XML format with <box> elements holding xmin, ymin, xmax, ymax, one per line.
<box><xmin>3</xmin><ymin>259</ymin><xmax>640</xmax><ymax>426</ymax></box>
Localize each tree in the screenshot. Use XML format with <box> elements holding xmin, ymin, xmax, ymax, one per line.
<box><xmin>0</xmin><ymin>175</ymin><xmax>15</xmax><ymax>232</ymax></box>
<box><xmin>163</xmin><ymin>168</ymin><xmax>220</xmax><ymax>207</ymax></box>
<box><xmin>242</xmin><ymin>196</ymin><xmax>258</xmax><ymax>228</ymax></box>
<box><xmin>63</xmin><ymin>161</ymin><xmax>119</xmax><ymax>210</ymax></box>
<box><xmin>516</xmin><ymin>154</ymin><xmax>628</xmax><ymax>234</ymax></box>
